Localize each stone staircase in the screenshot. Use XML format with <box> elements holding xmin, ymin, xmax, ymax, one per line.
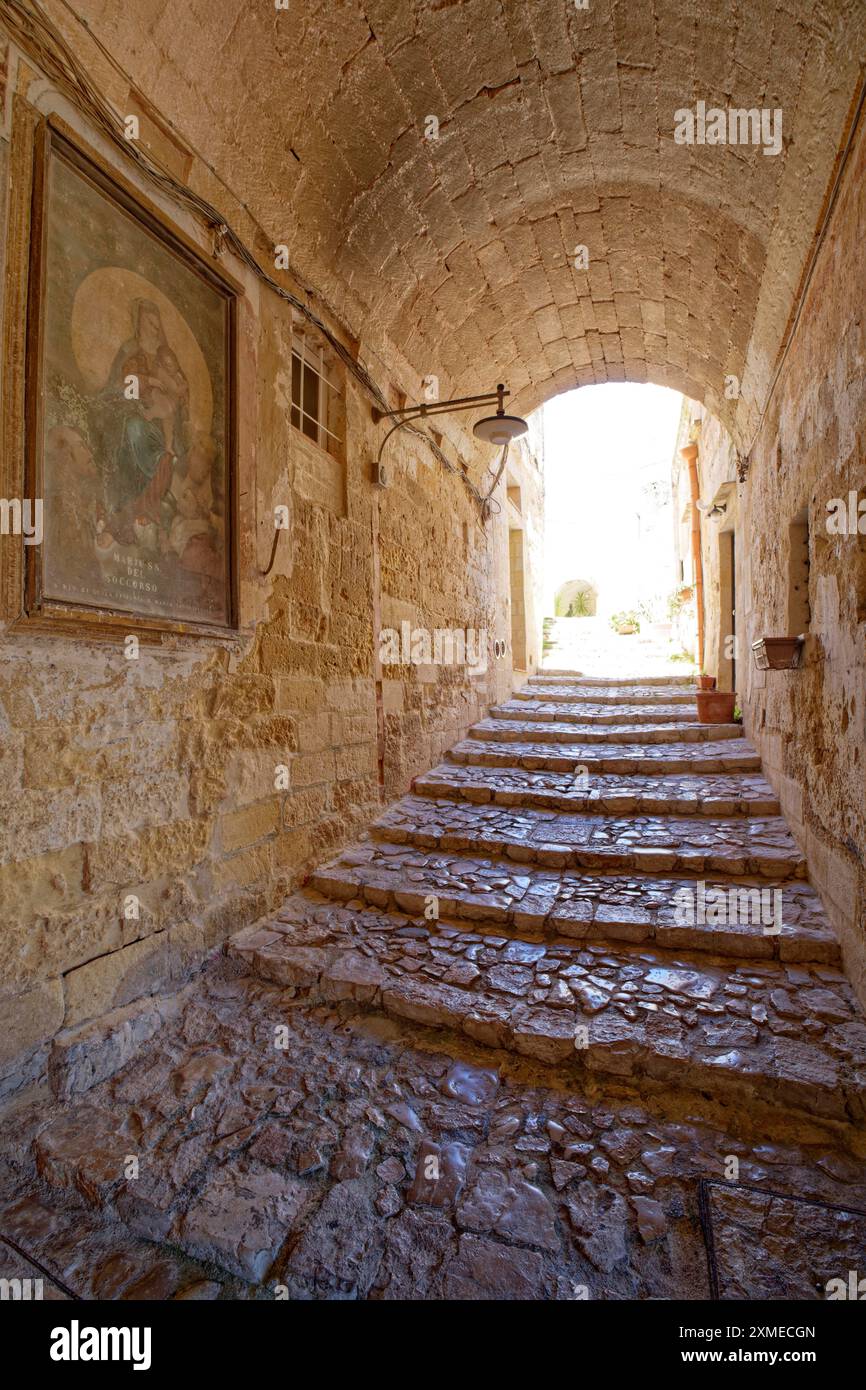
<box><xmin>231</xmin><ymin>673</ymin><xmax>866</xmax><ymax>1135</ymax></box>
<box><xmin>4</xmin><ymin>671</ymin><xmax>866</xmax><ymax>1300</ymax></box>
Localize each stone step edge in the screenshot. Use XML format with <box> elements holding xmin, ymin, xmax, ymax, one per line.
<box><xmin>226</xmin><ymin>926</ymin><xmax>861</xmax><ymax>1128</ymax></box>
<box><xmin>369</xmin><ymin>818</ymin><xmax>807</xmax><ymax>880</ymax></box>
<box><xmin>412</xmin><ymin>772</ymin><xmax>781</xmax><ymax>818</ymax></box>
<box><xmin>514</xmin><ymin>690</ymin><xmax>696</xmax><ymax>705</ymax></box>
<box><xmin>468</xmin><ymin>723</ymin><xmax>744</xmax><ymax>746</ymax></box>
<box><xmin>307</xmin><ymin>864</ymin><xmax>838</xmax><ymax>964</ymax></box>
<box><xmin>491</xmin><ymin>707</ymin><xmax>701</xmax><ymax>725</ymax></box>
<box><xmin>447</xmin><ymin>744</ymin><xmax>762</xmax><ymax>774</ymax></box>
<box><xmin>533</xmin><ymin>674</ymin><xmax>695</xmax><ymax>686</ymax></box>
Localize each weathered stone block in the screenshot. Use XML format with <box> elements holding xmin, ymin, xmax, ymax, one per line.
<box><xmin>321</xmin><ymin>950</ymin><xmax>386</xmax><ymax>1002</ymax></box>
<box><xmin>440</xmin><ymin>1233</ymin><xmax>545</xmax><ymax>1299</ymax></box>
<box><xmin>48</xmin><ymin>993</ymin><xmax>178</xmax><ymax>1099</ymax></box>
<box><xmin>177</xmin><ymin>1166</ymin><xmax>308</xmax><ymax>1282</ymax></box>
<box><xmin>213</xmin><ymin>843</ymin><xmax>273</xmax><ymax>890</ymax></box>
<box><xmin>220</xmin><ymin>798</ymin><xmax>279</xmax><ymax>852</ymax></box>
<box><xmin>63</xmin><ymin>934</ymin><xmax>170</xmax><ymax>1028</ymax></box>
<box><xmin>0</xmin><ymin>978</ymin><xmax>64</xmax><ymax>1076</ymax></box>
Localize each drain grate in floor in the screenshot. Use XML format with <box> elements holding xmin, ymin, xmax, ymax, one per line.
<box><xmin>699</xmin><ymin>1178</ymin><xmax>866</xmax><ymax>1300</ymax></box>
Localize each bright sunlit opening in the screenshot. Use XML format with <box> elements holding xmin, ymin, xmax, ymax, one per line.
<box><xmin>540</xmin><ymin>382</ymin><xmax>684</xmax><ymax>620</ymax></box>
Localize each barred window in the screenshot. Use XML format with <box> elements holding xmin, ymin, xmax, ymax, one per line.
<box><xmin>290</xmin><ymin>326</ymin><xmax>344</xmax><ymax>460</ymax></box>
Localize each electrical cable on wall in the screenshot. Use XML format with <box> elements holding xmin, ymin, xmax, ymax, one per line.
<box><xmin>481</xmin><ymin>442</ymin><xmax>510</xmax><ymax>521</ymax></box>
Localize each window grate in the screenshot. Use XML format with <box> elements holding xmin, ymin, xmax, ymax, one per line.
<box><xmin>290</xmin><ymin>328</ymin><xmax>344</xmax><ymax>459</ymax></box>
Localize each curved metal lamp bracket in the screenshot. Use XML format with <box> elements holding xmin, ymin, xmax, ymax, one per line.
<box><xmin>376</xmin><ymin>413</ymin><xmax>427</xmax><ymax>467</ymax></box>
<box><xmin>372</xmin><ymin>384</ymin><xmax>510</xmax><ymax>468</ymax></box>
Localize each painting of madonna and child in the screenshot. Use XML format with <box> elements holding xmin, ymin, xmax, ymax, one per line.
<box><xmin>36</xmin><ymin>139</ymin><xmax>234</xmax><ymax>628</ymax></box>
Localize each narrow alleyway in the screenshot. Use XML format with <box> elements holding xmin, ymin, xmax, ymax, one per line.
<box><xmin>1</xmin><ymin>0</ymin><xmax>864</xmax><ymax>1323</ymax></box>
<box><xmin>3</xmin><ymin>669</ymin><xmax>864</xmax><ymax>1300</ymax></box>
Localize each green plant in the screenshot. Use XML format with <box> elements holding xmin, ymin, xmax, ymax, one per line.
<box><xmin>667</xmin><ymin>585</ymin><xmax>695</xmax><ymax>619</ymax></box>
<box><xmin>637</xmin><ymin>595</ymin><xmax>667</xmax><ymax>624</ymax></box>
<box><xmin>610</xmin><ymin>610</ymin><xmax>640</xmax><ymax>634</ymax></box>
<box><xmin>567</xmin><ymin>588</ymin><xmax>592</xmax><ymax>617</ymax></box>
<box><xmin>733</xmin><ymin>703</ymin><xmax>743</xmax><ymax>723</ymax></box>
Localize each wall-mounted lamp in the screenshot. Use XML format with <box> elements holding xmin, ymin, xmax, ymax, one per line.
<box><xmin>371</xmin><ymin>383</ymin><xmax>527</xmax><ymax>479</ymax></box>
<box><xmin>696</xmin><ymin>499</ymin><xmax>727</xmax><ymax>520</ymax></box>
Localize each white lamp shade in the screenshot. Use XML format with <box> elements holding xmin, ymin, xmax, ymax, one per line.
<box><xmin>473</xmin><ymin>413</ymin><xmax>528</xmax><ymax>444</ymax></box>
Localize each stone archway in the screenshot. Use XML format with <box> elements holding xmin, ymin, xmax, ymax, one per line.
<box><xmin>554</xmin><ymin>577</ymin><xmax>598</xmax><ymax>617</ymax></box>
<box><xmin>39</xmin><ymin>0</ymin><xmax>864</xmax><ymax>448</ymax></box>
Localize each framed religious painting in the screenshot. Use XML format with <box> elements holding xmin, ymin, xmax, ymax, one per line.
<box><xmin>22</xmin><ymin>123</ymin><xmax>238</xmax><ymax>637</ymax></box>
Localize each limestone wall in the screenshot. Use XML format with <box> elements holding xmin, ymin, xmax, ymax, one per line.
<box><xmin>0</xmin><ymin>36</ymin><xmax>543</xmax><ymax>1095</ymax></box>
<box><xmin>674</xmin><ymin>115</ymin><xmax>866</xmax><ymax>1004</ymax></box>
<box><xmin>740</xmin><ymin>109</ymin><xmax>866</xmax><ymax>1005</ymax></box>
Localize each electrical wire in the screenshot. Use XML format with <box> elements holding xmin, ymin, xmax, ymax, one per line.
<box><xmin>481</xmin><ymin>441</ymin><xmax>510</xmax><ymax>520</ymax></box>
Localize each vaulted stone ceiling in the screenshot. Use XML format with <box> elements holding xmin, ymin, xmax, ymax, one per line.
<box><xmin>53</xmin><ymin>0</ymin><xmax>866</xmax><ymax>444</ymax></box>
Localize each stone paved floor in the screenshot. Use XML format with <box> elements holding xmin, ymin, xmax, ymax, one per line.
<box><xmin>2</xmin><ymin>671</ymin><xmax>864</xmax><ymax>1300</ymax></box>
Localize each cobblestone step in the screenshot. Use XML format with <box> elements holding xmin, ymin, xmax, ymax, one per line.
<box><xmin>448</xmin><ymin>737</ymin><xmax>762</xmax><ymax>774</ymax></box>
<box><xmin>491</xmin><ymin>700</ymin><xmax>699</xmax><ymax>725</ymax></box>
<box><xmin>309</xmin><ymin>845</ymin><xmax>837</xmax><ymax>963</ymax></box>
<box><xmin>414</xmin><ymin>763</ymin><xmax>780</xmax><ymax>816</ymax></box>
<box><xmin>469</xmin><ymin>718</ymin><xmax>743</xmax><ymax>745</ymax></box>
<box><xmin>532</xmin><ymin>674</ymin><xmax>695</xmax><ymax>687</ymax></box>
<box><xmin>514</xmin><ymin>685</ymin><xmax>696</xmax><ymax>705</ymax></box>
<box><xmin>229</xmin><ymin>896</ymin><xmax>866</xmax><ymax>1127</ymax></box>
<box><xmin>371</xmin><ymin>796</ymin><xmax>806</xmax><ymax>878</ymax></box>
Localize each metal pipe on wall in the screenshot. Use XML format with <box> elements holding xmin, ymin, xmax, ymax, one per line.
<box><xmin>680</xmin><ymin>443</ymin><xmax>705</xmax><ymax>670</ymax></box>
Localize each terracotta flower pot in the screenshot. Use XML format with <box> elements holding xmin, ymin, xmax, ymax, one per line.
<box><xmin>697</xmin><ymin>674</ymin><xmax>716</xmax><ymax>690</ymax></box>
<box><xmin>696</xmin><ymin>690</ymin><xmax>736</xmax><ymax>724</ymax></box>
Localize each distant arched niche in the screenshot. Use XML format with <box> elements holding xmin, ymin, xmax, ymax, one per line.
<box><xmin>555</xmin><ymin>579</ymin><xmax>598</xmax><ymax>617</ymax></box>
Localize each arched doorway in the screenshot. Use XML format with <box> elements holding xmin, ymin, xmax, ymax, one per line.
<box><xmin>554</xmin><ymin>579</ymin><xmax>598</xmax><ymax>617</ymax></box>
